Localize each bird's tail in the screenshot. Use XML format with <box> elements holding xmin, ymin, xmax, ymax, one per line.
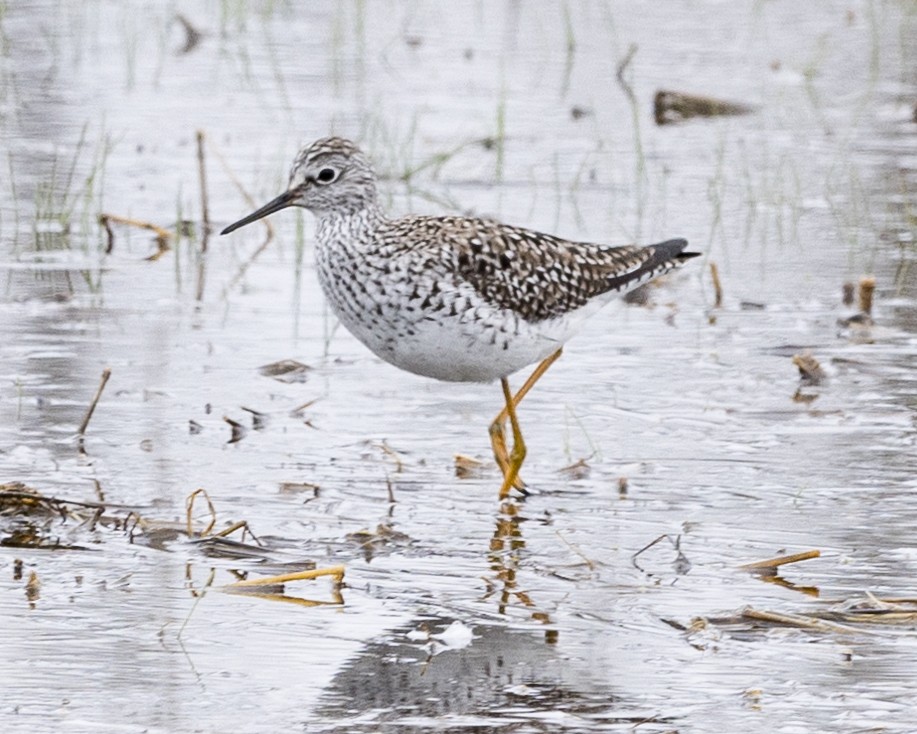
<box><xmin>605</xmin><ymin>238</ymin><xmax>699</xmax><ymax>294</ymax></box>
<box><xmin>651</xmin><ymin>237</ymin><xmax>700</xmax><ymax>264</ymax></box>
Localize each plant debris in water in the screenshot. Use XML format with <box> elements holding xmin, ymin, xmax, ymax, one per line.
<box><xmin>0</xmin><ymin>482</ymin><xmax>108</xmax><ymax>550</ymax></box>
<box><xmin>654</xmin><ymin>89</ymin><xmax>756</xmax><ymax>125</ymax></box>
<box><xmin>259</xmin><ymin>359</ymin><xmax>312</xmax><ymax>383</ymax></box>
<box><xmin>792</xmin><ymin>352</ymin><xmax>826</xmax><ymax>384</ymax></box>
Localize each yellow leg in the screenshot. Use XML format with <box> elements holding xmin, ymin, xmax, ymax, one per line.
<box><xmin>497</xmin><ymin>377</ymin><xmax>526</xmax><ymax>499</ymax></box>
<box><xmin>488</xmin><ymin>419</ymin><xmax>512</xmax><ymax>482</ymax></box>
<box><xmin>490</xmin><ymin>348</ymin><xmax>564</xmax><ymax>497</ymax></box>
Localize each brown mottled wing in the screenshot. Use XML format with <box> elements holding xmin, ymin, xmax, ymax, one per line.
<box><xmin>406</xmin><ymin>216</ymin><xmax>695</xmax><ymax>322</ymax></box>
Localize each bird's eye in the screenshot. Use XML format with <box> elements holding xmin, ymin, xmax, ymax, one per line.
<box><xmin>316</xmin><ymin>167</ymin><xmax>338</xmax><ymax>184</ymax></box>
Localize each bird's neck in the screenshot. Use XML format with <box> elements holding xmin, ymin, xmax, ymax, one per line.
<box><xmin>315</xmin><ymin>204</ymin><xmax>386</xmax><ymax>246</ymax></box>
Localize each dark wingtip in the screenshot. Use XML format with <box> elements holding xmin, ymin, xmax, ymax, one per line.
<box><xmin>651</xmin><ymin>238</ymin><xmax>699</xmax><ymax>261</ymax></box>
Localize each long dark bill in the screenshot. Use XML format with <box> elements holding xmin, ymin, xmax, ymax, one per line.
<box><xmin>220</xmin><ymin>190</ymin><xmax>297</xmax><ymax>235</ymax></box>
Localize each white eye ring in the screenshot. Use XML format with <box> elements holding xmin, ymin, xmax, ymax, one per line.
<box><xmin>316</xmin><ymin>167</ymin><xmax>338</xmax><ymax>184</ymax></box>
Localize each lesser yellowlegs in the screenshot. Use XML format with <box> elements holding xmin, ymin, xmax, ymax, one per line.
<box><xmin>221</xmin><ymin>137</ymin><xmax>698</xmax><ymax>498</ymax></box>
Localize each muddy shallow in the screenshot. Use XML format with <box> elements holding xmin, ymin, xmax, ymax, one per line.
<box><xmin>1</xmin><ymin>2</ymin><xmax>916</xmax><ymax>733</ymax></box>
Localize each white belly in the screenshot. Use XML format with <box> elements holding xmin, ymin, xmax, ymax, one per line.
<box><xmin>329</xmin><ymin>282</ymin><xmax>604</xmax><ymax>383</ymax></box>
<box><xmin>381</xmin><ymin>314</ymin><xmax>568</xmax><ymax>382</ymax></box>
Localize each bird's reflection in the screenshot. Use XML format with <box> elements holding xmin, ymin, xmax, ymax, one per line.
<box><xmin>484</xmin><ymin>499</ymin><xmax>556</xmax><ymax>642</ymax></box>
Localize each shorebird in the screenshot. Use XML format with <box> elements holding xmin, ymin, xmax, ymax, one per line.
<box><xmin>221</xmin><ymin>137</ymin><xmax>697</xmax><ymax>498</ymax></box>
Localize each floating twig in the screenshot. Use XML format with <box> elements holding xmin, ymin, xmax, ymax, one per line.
<box><xmin>77</xmin><ymin>368</ymin><xmax>111</xmax><ymax>454</ymax></box>
<box><xmin>221</xmin><ymin>565</ymin><xmax>345</xmax><ymax>607</ymax></box>
<box><xmin>740</xmin><ymin>549</ymin><xmax>821</xmax><ymax>575</ymax></box>
<box><xmin>224</xmin><ymin>565</ymin><xmax>345</xmax><ymax>590</ymax></box>
<box><xmin>741</xmin><ymin>606</ymin><xmax>853</xmax><ymax>634</ymax></box>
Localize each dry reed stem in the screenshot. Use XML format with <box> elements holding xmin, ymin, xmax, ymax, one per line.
<box><xmin>185</xmin><ymin>488</ymin><xmax>216</xmax><ymax>538</ymax></box>
<box><xmin>77</xmin><ymin>368</ymin><xmax>111</xmax><ymax>454</ymax></box>
<box><xmin>710</xmin><ymin>262</ymin><xmax>723</xmax><ymax>308</ymax></box>
<box><xmin>379</xmin><ymin>440</ymin><xmax>404</xmax><ymax>473</ymax></box>
<box><xmin>196</xmin><ymin>130</ymin><xmax>210</xmax><ymax>241</ymax></box>
<box><xmin>858</xmin><ymin>275</ymin><xmax>876</xmax><ymax>314</ymax></box>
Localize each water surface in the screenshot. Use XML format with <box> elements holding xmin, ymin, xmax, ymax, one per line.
<box><xmin>1</xmin><ymin>2</ymin><xmax>915</xmax><ymax>732</ymax></box>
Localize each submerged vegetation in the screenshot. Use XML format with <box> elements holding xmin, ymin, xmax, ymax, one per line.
<box><xmin>6</xmin><ymin>124</ymin><xmax>114</xmax><ymax>256</ymax></box>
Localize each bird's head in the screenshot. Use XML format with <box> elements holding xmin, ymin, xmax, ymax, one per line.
<box><xmin>221</xmin><ymin>137</ymin><xmax>377</xmax><ymax>234</ymax></box>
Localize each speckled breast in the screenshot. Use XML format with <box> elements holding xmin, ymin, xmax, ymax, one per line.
<box><xmin>313</xmin><ymin>235</ymin><xmax>576</xmax><ymax>383</ymax></box>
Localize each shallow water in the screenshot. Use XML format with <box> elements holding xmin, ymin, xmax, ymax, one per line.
<box><xmin>1</xmin><ymin>2</ymin><xmax>916</xmax><ymax>733</ymax></box>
